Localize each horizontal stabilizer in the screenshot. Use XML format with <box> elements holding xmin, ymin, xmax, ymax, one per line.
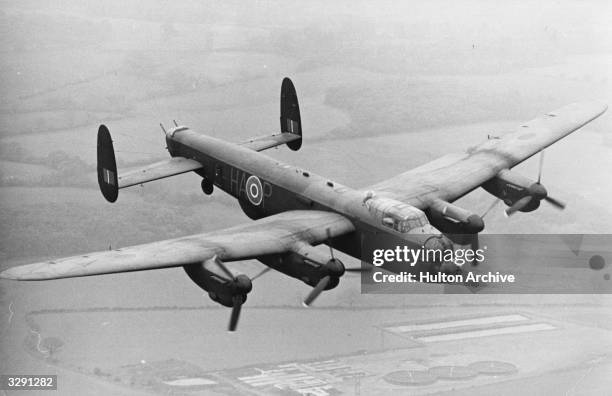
<box><xmin>118</xmin><ymin>157</ymin><xmax>203</xmax><ymax>189</ymax></box>
<box><xmin>96</xmin><ymin>124</ymin><xmax>203</xmax><ymax>202</ymax></box>
<box><xmin>239</xmin><ymin>132</ymin><xmax>301</xmax><ymax>152</ymax></box>
<box><xmin>240</xmin><ymin>77</ymin><xmax>303</xmax><ymax>152</ymax></box>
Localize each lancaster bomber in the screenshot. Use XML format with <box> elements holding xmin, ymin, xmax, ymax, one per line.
<box><xmin>1</xmin><ymin>78</ymin><xmax>607</xmax><ymax>330</ymax></box>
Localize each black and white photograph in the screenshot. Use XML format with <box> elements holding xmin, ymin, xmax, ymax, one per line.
<box><xmin>1</xmin><ymin>1</ymin><xmax>611</xmax><ymax>394</ymax></box>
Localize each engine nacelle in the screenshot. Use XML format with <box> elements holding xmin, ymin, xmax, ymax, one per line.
<box><xmin>426</xmin><ymin>199</ymin><xmax>484</xmax><ymax>235</ymax></box>
<box><xmin>258</xmin><ymin>244</ymin><xmax>342</xmax><ymax>289</ymax></box>
<box><xmin>482</xmin><ymin>169</ymin><xmax>544</xmax><ymax>213</ymax></box>
<box><xmin>183</xmin><ymin>258</ymin><xmax>252</xmax><ymax>307</ymax></box>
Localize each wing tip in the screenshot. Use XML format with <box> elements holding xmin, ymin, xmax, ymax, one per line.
<box><xmin>568</xmin><ymin>101</ymin><xmax>608</xmax><ymax>116</ymax></box>
<box><xmin>0</xmin><ymin>263</ymin><xmax>57</xmax><ymax>281</ymax></box>
<box><xmin>586</xmin><ymin>100</ymin><xmax>608</xmax><ymax>115</ymax></box>
<box><xmin>0</xmin><ymin>267</ymin><xmax>25</xmax><ymax>280</ymax></box>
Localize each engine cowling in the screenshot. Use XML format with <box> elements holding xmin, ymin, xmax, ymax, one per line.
<box><xmin>426</xmin><ymin>199</ymin><xmax>484</xmax><ymax>235</ymax></box>
<box><xmin>482</xmin><ymin>169</ymin><xmax>545</xmax><ymax>213</ymax></box>
<box><xmin>183</xmin><ymin>258</ymin><xmax>252</xmax><ymax>307</ymax></box>
<box><xmin>258</xmin><ymin>250</ymin><xmax>343</xmax><ymax>290</ymax></box>
<box><xmin>184</xmin><ymin>257</ymin><xmax>255</xmax><ymax>331</ymax></box>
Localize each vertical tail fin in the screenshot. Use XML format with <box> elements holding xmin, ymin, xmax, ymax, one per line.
<box><xmin>97</xmin><ymin>124</ymin><xmax>119</xmax><ymax>202</ymax></box>
<box><xmin>280</xmin><ymin>77</ymin><xmax>302</xmax><ymax>151</ymax></box>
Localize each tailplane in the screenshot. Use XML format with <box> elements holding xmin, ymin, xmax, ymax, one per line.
<box><xmin>96</xmin><ymin>124</ymin><xmax>203</xmax><ymax>203</ymax></box>
<box><xmin>239</xmin><ymin>77</ymin><xmax>303</xmax><ymax>152</ymax></box>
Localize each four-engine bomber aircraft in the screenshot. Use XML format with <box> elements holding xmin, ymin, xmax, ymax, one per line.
<box><xmin>0</xmin><ymin>78</ymin><xmax>607</xmax><ymax>330</ymax></box>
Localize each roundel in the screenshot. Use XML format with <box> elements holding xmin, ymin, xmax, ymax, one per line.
<box><xmin>245</xmin><ymin>175</ymin><xmax>263</xmax><ymax>206</ymax></box>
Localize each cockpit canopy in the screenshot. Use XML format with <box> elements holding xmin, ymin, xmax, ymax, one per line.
<box><xmin>364</xmin><ymin>196</ymin><xmax>429</xmax><ymax>233</ymax></box>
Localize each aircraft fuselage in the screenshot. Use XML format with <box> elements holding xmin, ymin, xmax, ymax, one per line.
<box><xmin>166</xmin><ymin>127</ymin><xmax>445</xmax><ymax>263</ymax></box>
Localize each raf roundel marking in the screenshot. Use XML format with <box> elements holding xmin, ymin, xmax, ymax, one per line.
<box><xmin>245</xmin><ymin>175</ymin><xmax>263</xmax><ymax>206</ymax></box>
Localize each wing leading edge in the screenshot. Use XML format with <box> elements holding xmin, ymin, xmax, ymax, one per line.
<box><xmin>0</xmin><ymin>210</ymin><xmax>355</xmax><ymax>280</ymax></box>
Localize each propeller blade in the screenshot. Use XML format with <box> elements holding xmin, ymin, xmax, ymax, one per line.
<box><xmin>345</xmin><ymin>265</ymin><xmax>372</xmax><ymax>273</ymax></box>
<box><xmin>250</xmin><ymin>267</ymin><xmax>271</xmax><ymax>281</ymax></box>
<box><xmin>469</xmin><ymin>233</ymin><xmax>479</xmax><ymax>265</ymax></box>
<box><xmin>213</xmin><ymin>255</ymin><xmax>236</xmax><ymax>280</ymax></box>
<box><xmin>228</xmin><ymin>295</ymin><xmax>243</xmax><ymax>332</ymax></box>
<box><xmin>535</xmin><ymin>150</ymin><xmax>566</xmax><ymax>210</ymax></box>
<box><xmin>470</xmin><ymin>233</ymin><xmax>479</xmax><ymax>251</ymax></box>
<box><xmin>544</xmin><ymin>195</ymin><xmax>566</xmax><ymax>210</ymax></box>
<box><xmin>505</xmin><ymin>196</ymin><xmax>532</xmax><ymax>217</ymax></box>
<box><xmin>481</xmin><ymin>199</ymin><xmax>501</xmax><ymax>218</ymax></box>
<box><xmin>325</xmin><ymin>228</ymin><xmax>335</xmax><ymax>260</ymax></box>
<box><xmin>303</xmin><ymin>275</ymin><xmax>330</xmax><ymax>307</ymax></box>
<box><xmin>538</xmin><ymin>150</ymin><xmax>545</xmax><ymax>183</ymax></box>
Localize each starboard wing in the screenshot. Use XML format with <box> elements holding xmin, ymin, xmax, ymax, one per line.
<box><xmin>0</xmin><ymin>210</ymin><xmax>355</xmax><ymax>280</ymax></box>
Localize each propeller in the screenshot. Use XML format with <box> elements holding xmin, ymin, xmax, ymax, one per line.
<box><xmin>537</xmin><ymin>150</ymin><xmax>545</xmax><ymax>184</ymax></box>
<box><xmin>481</xmin><ymin>198</ymin><xmax>501</xmax><ymax>219</ymax></box>
<box><xmin>452</xmin><ymin>201</ymin><xmax>500</xmax><ymax>267</ymax></box>
<box><xmin>229</xmin><ymin>295</ymin><xmax>243</xmax><ymax>332</ymax></box>
<box><xmin>543</xmin><ymin>195</ymin><xmax>566</xmax><ymax>210</ymax></box>
<box><xmin>250</xmin><ymin>267</ymin><xmax>271</xmax><ymax>281</ymax></box>
<box><xmin>345</xmin><ymin>265</ymin><xmax>372</xmax><ymax>273</ymax></box>
<box><xmin>303</xmin><ymin>228</ymin><xmax>346</xmax><ymax>307</ymax></box>
<box><xmin>323</xmin><ymin>227</ymin><xmax>371</xmax><ymax>273</ymax></box>
<box><xmin>534</xmin><ymin>150</ymin><xmax>566</xmax><ymax>211</ymax></box>
<box><xmin>214</xmin><ymin>255</ymin><xmax>235</xmax><ymax>279</ymax></box>
<box><xmin>326</xmin><ymin>227</ymin><xmax>335</xmax><ymax>260</ymax></box>
<box><xmin>505</xmin><ymin>151</ymin><xmax>566</xmax><ymax>216</ymax></box>
<box><xmin>303</xmin><ymin>275</ymin><xmax>331</xmax><ymax>307</ymax></box>
<box><xmin>505</xmin><ymin>195</ymin><xmax>533</xmax><ymax>217</ymax></box>
<box><xmin>211</xmin><ymin>256</ymin><xmax>261</xmax><ymax>332</ymax></box>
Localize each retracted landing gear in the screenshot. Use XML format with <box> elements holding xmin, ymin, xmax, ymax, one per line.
<box><xmin>201</xmin><ymin>177</ymin><xmax>213</xmax><ymax>195</ymax></box>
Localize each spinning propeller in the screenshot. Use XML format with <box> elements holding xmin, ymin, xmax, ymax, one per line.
<box><xmin>465</xmin><ymin>151</ymin><xmax>566</xmax><ymax>263</ymax></box>
<box><xmin>462</xmin><ymin>197</ymin><xmax>501</xmax><ymax>265</ymax></box>
<box><xmin>505</xmin><ymin>151</ymin><xmax>566</xmax><ymax>216</ymax></box>
<box><xmin>213</xmin><ymin>256</ymin><xmax>270</xmax><ymax>332</ymax></box>
<box><xmin>302</xmin><ymin>228</ymin><xmax>368</xmax><ymax>307</ymax></box>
